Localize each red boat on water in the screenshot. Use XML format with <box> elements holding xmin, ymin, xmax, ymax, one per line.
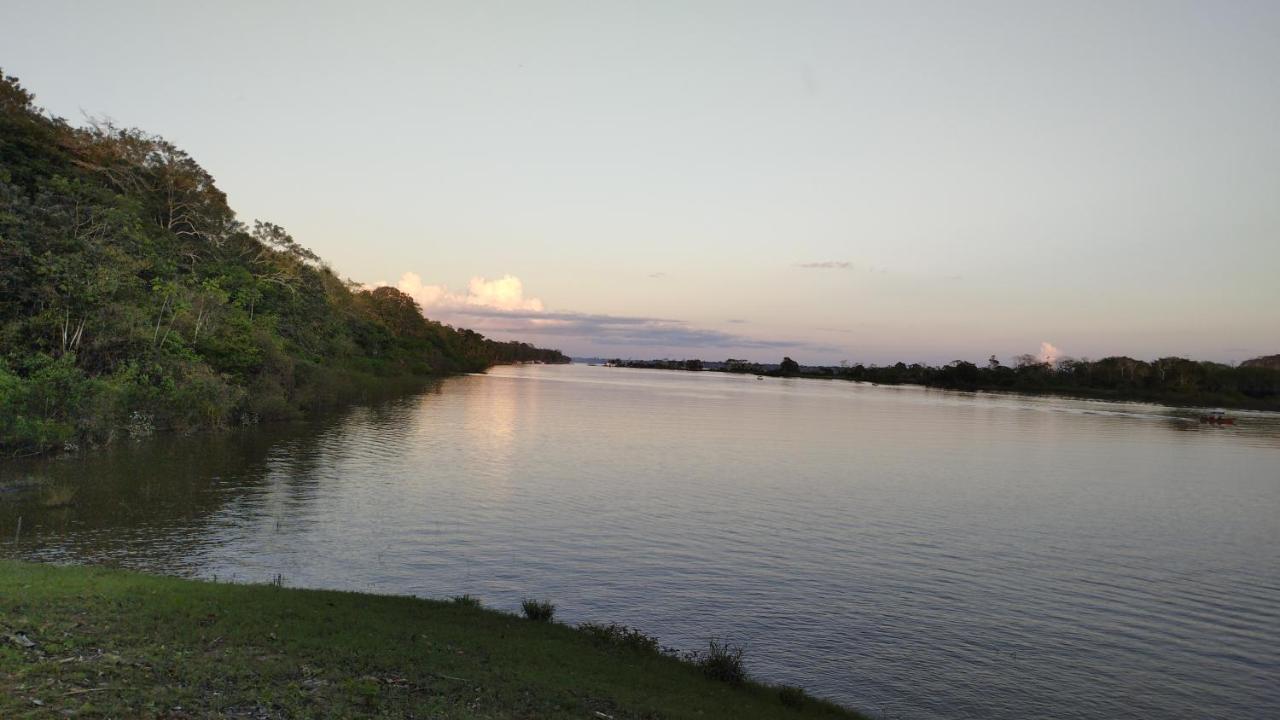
<box><xmin>1199</xmin><ymin>410</ymin><xmax>1235</xmax><ymax>425</ymax></box>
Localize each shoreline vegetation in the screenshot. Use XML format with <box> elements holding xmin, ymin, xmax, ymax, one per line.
<box><xmin>0</xmin><ymin>71</ymin><xmax>567</xmax><ymax>457</ymax></box>
<box><xmin>0</xmin><ymin>560</ymin><xmax>863</xmax><ymax>719</ymax></box>
<box><xmin>600</xmin><ymin>354</ymin><xmax>1280</xmax><ymax>412</ymax></box>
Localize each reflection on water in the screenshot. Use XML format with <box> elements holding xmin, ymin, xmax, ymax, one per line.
<box><xmin>2</xmin><ymin>365</ymin><xmax>1278</xmax><ymax>720</ymax></box>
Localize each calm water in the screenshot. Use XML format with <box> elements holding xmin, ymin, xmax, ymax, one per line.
<box><xmin>2</xmin><ymin>364</ymin><xmax>1278</xmax><ymax>719</ymax></box>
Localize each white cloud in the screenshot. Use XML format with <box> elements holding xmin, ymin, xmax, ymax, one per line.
<box><xmin>373</xmin><ymin>272</ymin><xmax>544</xmax><ymax>313</ymax></box>
<box><xmin>1039</xmin><ymin>341</ymin><xmax>1061</xmax><ymax>364</ymax></box>
<box><xmin>461</xmin><ymin>275</ymin><xmax>544</xmax><ymax>312</ymax></box>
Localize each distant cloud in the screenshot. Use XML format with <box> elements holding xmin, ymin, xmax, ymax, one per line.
<box><xmin>1039</xmin><ymin>341</ymin><xmax>1061</xmax><ymax>364</ymax></box>
<box><xmin>726</xmin><ymin>318</ymin><xmax>747</xmax><ymax>324</ymax></box>
<box><xmin>797</xmin><ymin>261</ymin><xmax>852</xmax><ymax>270</ymax></box>
<box><xmin>368</xmin><ymin>271</ymin><xmax>836</xmax><ymax>356</ymax></box>
<box><xmin>449</xmin><ymin>307</ymin><xmax>829</xmax><ymax>352</ymax></box>
<box><xmin>371</xmin><ymin>272</ymin><xmax>544</xmax><ymax>312</ymax></box>
<box><xmin>648</xmin><ymin>271</ymin><xmax>666</xmax><ymax>278</ymax></box>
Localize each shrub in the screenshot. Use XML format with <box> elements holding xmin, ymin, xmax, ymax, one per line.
<box><xmin>0</xmin><ymin>355</ymin><xmax>82</xmax><ymax>454</ymax></box>
<box><xmin>451</xmin><ymin>594</ymin><xmax>481</xmax><ymax>608</ymax></box>
<box><xmin>168</xmin><ymin>363</ymin><xmax>242</xmax><ymax>430</ymax></box>
<box><xmin>779</xmin><ymin>685</ymin><xmax>807</xmax><ymax>709</ymax></box>
<box><xmin>242</xmin><ymin>375</ymin><xmax>297</xmax><ymax>422</ymax></box>
<box><xmin>689</xmin><ymin>639</ymin><xmax>746</xmax><ymax>684</ymax></box>
<box><xmin>578</xmin><ymin>622</ymin><xmax>661</xmax><ymax>654</ymax></box>
<box><xmin>521</xmin><ymin>599</ymin><xmax>555</xmax><ymax>622</ymax></box>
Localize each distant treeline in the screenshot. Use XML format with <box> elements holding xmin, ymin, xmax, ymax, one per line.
<box><xmin>607</xmin><ymin>354</ymin><xmax>1280</xmax><ymax>410</ymax></box>
<box><xmin>0</xmin><ymin>72</ymin><xmax>565</xmax><ymax>455</ymax></box>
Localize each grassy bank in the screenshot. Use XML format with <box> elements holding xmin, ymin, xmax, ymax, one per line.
<box><xmin>0</xmin><ymin>561</ymin><xmax>863</xmax><ymax>719</ymax></box>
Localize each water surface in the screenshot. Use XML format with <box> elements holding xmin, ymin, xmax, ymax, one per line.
<box><xmin>3</xmin><ymin>364</ymin><xmax>1278</xmax><ymax>719</ymax></box>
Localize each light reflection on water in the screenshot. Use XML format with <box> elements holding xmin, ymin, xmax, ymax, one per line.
<box><xmin>2</xmin><ymin>364</ymin><xmax>1278</xmax><ymax>719</ymax></box>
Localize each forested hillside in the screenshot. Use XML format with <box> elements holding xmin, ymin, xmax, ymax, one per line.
<box><xmin>0</xmin><ymin>72</ymin><xmax>566</xmax><ymax>455</ymax></box>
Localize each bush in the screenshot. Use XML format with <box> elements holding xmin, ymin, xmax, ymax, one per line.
<box><xmin>168</xmin><ymin>363</ymin><xmax>242</xmax><ymax>430</ymax></box>
<box><xmin>242</xmin><ymin>375</ymin><xmax>298</xmax><ymax>422</ymax></box>
<box><xmin>689</xmin><ymin>639</ymin><xmax>746</xmax><ymax>684</ymax></box>
<box><xmin>521</xmin><ymin>599</ymin><xmax>555</xmax><ymax>622</ymax></box>
<box><xmin>578</xmin><ymin>622</ymin><xmax>661</xmax><ymax>654</ymax></box>
<box><xmin>0</xmin><ymin>355</ymin><xmax>83</xmax><ymax>454</ymax></box>
<box><xmin>778</xmin><ymin>685</ymin><xmax>807</xmax><ymax>709</ymax></box>
<box><xmin>451</xmin><ymin>594</ymin><xmax>481</xmax><ymax>608</ymax></box>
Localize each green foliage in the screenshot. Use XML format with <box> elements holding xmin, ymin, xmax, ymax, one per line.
<box><xmin>521</xmin><ymin>598</ymin><xmax>556</xmax><ymax>622</ymax></box>
<box><xmin>0</xmin><ymin>355</ymin><xmax>84</xmax><ymax>453</ymax></box>
<box><xmin>617</xmin><ymin>353</ymin><xmax>1280</xmax><ymax>410</ymax></box>
<box><xmin>0</xmin><ymin>71</ymin><xmax>567</xmax><ymax>455</ymax></box>
<box><xmin>690</xmin><ymin>639</ymin><xmax>748</xmax><ymax>685</ymax></box>
<box><xmin>831</xmin><ymin>354</ymin><xmax>1280</xmax><ymax>408</ymax></box>
<box><xmin>578</xmin><ymin>622</ymin><xmax>663</xmax><ymax>654</ymax></box>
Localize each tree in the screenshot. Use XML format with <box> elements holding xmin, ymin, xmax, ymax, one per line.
<box><xmin>0</xmin><ymin>70</ymin><xmax>568</xmax><ymax>455</ymax></box>
<box><xmin>779</xmin><ymin>357</ymin><xmax>800</xmax><ymax>376</ymax></box>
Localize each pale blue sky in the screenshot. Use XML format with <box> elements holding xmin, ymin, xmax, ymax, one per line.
<box><xmin>4</xmin><ymin>1</ymin><xmax>1278</xmax><ymax>363</ymax></box>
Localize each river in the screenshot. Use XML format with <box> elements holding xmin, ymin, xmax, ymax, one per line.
<box><xmin>2</xmin><ymin>363</ymin><xmax>1277</xmax><ymax>719</ymax></box>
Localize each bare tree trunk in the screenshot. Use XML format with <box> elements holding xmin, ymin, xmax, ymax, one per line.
<box><xmin>70</xmin><ymin>317</ymin><xmax>86</xmax><ymax>353</ymax></box>
<box><xmin>192</xmin><ymin>303</ymin><xmax>206</xmax><ymax>344</ymax></box>
<box><xmin>160</xmin><ymin>309</ymin><xmax>179</xmax><ymax>349</ymax></box>
<box><xmin>153</xmin><ymin>294</ymin><xmax>171</xmax><ymax>347</ymax></box>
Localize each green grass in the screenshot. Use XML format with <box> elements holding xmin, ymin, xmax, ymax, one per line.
<box><xmin>0</xmin><ymin>560</ymin><xmax>864</xmax><ymax>719</ymax></box>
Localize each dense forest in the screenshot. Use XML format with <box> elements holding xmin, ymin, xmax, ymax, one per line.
<box><xmin>0</xmin><ymin>72</ymin><xmax>566</xmax><ymax>455</ymax></box>
<box><xmin>610</xmin><ymin>353</ymin><xmax>1280</xmax><ymax>410</ymax></box>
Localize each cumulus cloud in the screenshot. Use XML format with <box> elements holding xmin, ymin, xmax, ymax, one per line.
<box><xmin>377</xmin><ymin>272</ymin><xmax>544</xmax><ymax>312</ymax></box>
<box><xmin>1039</xmin><ymin>341</ymin><xmax>1061</xmax><ymax>364</ymax></box>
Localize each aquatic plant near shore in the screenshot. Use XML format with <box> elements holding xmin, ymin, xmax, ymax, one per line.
<box><xmin>689</xmin><ymin>639</ymin><xmax>748</xmax><ymax>685</ymax></box>
<box><xmin>521</xmin><ymin>598</ymin><xmax>556</xmax><ymax>622</ymax></box>
<box><xmin>578</xmin><ymin>622</ymin><xmax>663</xmax><ymax>654</ymax></box>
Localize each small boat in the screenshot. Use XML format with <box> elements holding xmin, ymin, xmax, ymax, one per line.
<box><xmin>1199</xmin><ymin>410</ymin><xmax>1235</xmax><ymax>425</ymax></box>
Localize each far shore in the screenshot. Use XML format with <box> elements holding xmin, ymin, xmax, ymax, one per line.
<box><xmin>594</xmin><ymin>357</ymin><xmax>1280</xmax><ymax>413</ymax></box>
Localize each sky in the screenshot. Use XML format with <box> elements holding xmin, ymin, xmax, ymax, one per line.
<box><xmin>3</xmin><ymin>0</ymin><xmax>1278</xmax><ymax>364</ymax></box>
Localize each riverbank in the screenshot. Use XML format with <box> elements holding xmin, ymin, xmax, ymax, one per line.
<box><xmin>0</xmin><ymin>560</ymin><xmax>863</xmax><ymax>719</ymax></box>
<box><xmin>600</xmin><ymin>361</ymin><xmax>1280</xmax><ymax>412</ymax></box>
